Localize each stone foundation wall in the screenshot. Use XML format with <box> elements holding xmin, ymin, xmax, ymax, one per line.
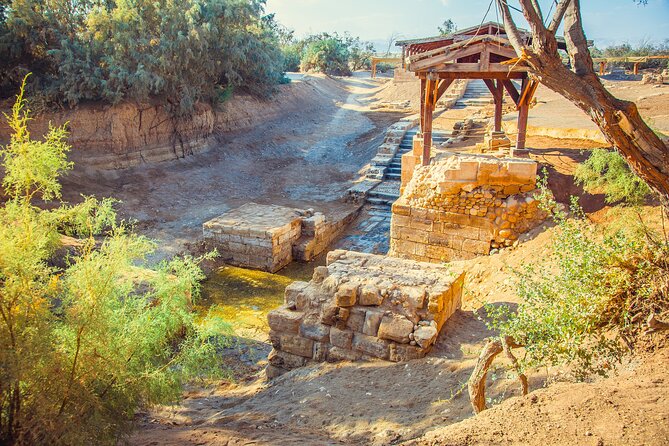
<box><xmin>266</xmin><ymin>250</ymin><xmax>465</xmax><ymax>378</ymax></box>
<box><xmin>390</xmin><ymin>153</ymin><xmax>544</xmax><ymax>262</ymax></box>
<box><xmin>204</xmin><ymin>203</ymin><xmax>359</xmax><ymax>272</ymax></box>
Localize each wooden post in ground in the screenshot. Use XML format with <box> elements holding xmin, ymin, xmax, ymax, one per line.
<box><xmin>516</xmin><ymin>77</ymin><xmax>529</xmax><ymax>155</ymax></box>
<box><xmin>599</xmin><ymin>61</ymin><xmax>606</xmax><ymax>75</ymax></box>
<box><xmin>422</xmin><ymin>76</ymin><xmax>435</xmax><ymax>166</ymax></box>
<box><xmin>372</xmin><ymin>60</ymin><xmax>377</xmax><ymax>78</ymax></box>
<box><xmin>420</xmin><ymin>78</ymin><xmax>426</xmax><ymax>134</ymax></box>
<box><xmin>483</xmin><ymin>79</ymin><xmax>504</xmax><ymax>132</ymax></box>
<box><xmin>633</xmin><ymin>62</ymin><xmax>639</xmax><ymax>75</ymax></box>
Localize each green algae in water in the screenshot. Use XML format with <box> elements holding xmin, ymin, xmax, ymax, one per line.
<box><xmin>200</xmin><ymin>259</ymin><xmax>322</xmax><ymax>335</ymax></box>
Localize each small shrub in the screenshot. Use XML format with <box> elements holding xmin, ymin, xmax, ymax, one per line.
<box><xmin>0</xmin><ymin>78</ymin><xmax>231</xmax><ymax>445</ymax></box>
<box><xmin>487</xmin><ymin>174</ymin><xmax>668</xmax><ymax>380</ymax></box>
<box><xmin>574</xmin><ymin>149</ymin><xmax>652</xmax><ymax>205</ymax></box>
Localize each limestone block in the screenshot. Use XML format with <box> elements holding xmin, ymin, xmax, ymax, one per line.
<box><xmin>268</xmin><ymin>348</ymin><xmax>308</xmax><ymax>369</ymax></box>
<box><xmin>335</xmin><ymin>282</ymin><xmax>358</xmax><ymax>307</ymax></box>
<box><xmin>352</xmin><ymin>333</ymin><xmax>390</xmax><ymax>359</ymax></box>
<box><xmin>377</xmin><ymin>314</ymin><xmax>414</xmax><ymax>344</ymax></box>
<box><xmin>363</xmin><ymin>310</ymin><xmax>384</xmax><ymax>337</ymax></box>
<box><xmin>359</xmin><ymin>284</ymin><xmax>383</xmax><ymax>306</ymax></box>
<box><xmin>389</xmin><ymin>343</ymin><xmax>427</xmax><ymax>362</ymax></box>
<box><xmin>329</xmin><ymin>326</ymin><xmax>353</xmax><ymax>349</ymax></box>
<box><xmin>313</xmin><ymin>342</ymin><xmax>329</xmax><ymax>361</ymax></box>
<box><xmin>346</xmin><ymin>307</ymin><xmax>366</xmax><ymax>332</ymax></box>
<box><xmin>284</xmin><ymin>281</ymin><xmax>309</xmax><ymax>310</ymax></box>
<box><xmin>327</xmin><ymin>347</ymin><xmax>362</xmax><ymax>362</ymax></box>
<box><xmin>413</xmin><ymin>325</ymin><xmax>438</xmax><ymax>348</ymax></box>
<box><xmin>402</xmin><ymin>287</ymin><xmax>426</xmax><ymax>309</ymax></box>
<box><xmin>279</xmin><ymin>334</ymin><xmax>314</xmax><ymax>358</ymax></box>
<box><xmin>299</xmin><ymin>317</ymin><xmax>330</xmax><ymax>342</ymax></box>
<box><xmin>392</xmin><ymin>202</ymin><xmax>411</xmax><ymax>216</ymax></box>
<box><xmin>267</xmin><ymin>306</ymin><xmax>303</xmax><ymax>334</ymax></box>
<box><xmin>462</xmin><ymin>238</ymin><xmax>491</xmax><ymax>255</ymax></box>
<box><xmin>312</xmin><ymin>266</ymin><xmax>329</xmax><ymax>283</ymax></box>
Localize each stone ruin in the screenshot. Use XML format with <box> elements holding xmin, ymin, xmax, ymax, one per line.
<box><xmin>389</xmin><ymin>153</ymin><xmax>544</xmax><ymax>263</ymax></box>
<box><xmin>203</xmin><ymin>203</ymin><xmax>356</xmax><ymax>273</ymax></box>
<box><xmin>266</xmin><ymin>250</ymin><xmax>465</xmax><ymax>377</ymax></box>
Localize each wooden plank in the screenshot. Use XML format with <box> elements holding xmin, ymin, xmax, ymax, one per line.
<box><xmin>419</xmin><ymin>62</ymin><xmax>529</xmax><ymax>73</ymax></box>
<box><xmin>480</xmin><ymin>46</ymin><xmax>490</xmax><ymax>72</ymax></box>
<box><xmin>494</xmin><ymin>80</ymin><xmax>503</xmax><ymax>132</ymax></box>
<box><xmin>420</xmin><ymin>78</ymin><xmax>426</xmax><ymax>133</ymax></box>
<box><xmin>423</xmin><ymin>79</ymin><xmax>434</xmax><ymax>166</ymax></box>
<box><xmin>424</xmin><ymin>72</ymin><xmax>527</xmax><ymax>80</ymax></box>
<box><xmin>516</xmin><ymin>77</ymin><xmax>529</xmax><ymax>154</ymax></box>
<box><xmin>409</xmin><ymin>42</ymin><xmax>488</xmax><ymax>71</ymax></box>
<box><xmin>435</xmin><ymin>78</ymin><xmax>454</xmax><ymax>103</ymax></box>
<box><xmin>488</xmin><ymin>45</ymin><xmax>518</xmax><ymax>60</ymax></box>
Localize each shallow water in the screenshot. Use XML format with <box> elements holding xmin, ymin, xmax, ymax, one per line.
<box><xmin>199</xmin><ymin>259</ymin><xmax>323</xmax><ymax>336</ymax></box>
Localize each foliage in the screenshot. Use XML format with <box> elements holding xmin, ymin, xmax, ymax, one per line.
<box><xmin>0</xmin><ymin>78</ymin><xmax>231</xmax><ymax>445</ymax></box>
<box><xmin>0</xmin><ymin>0</ymin><xmax>287</xmax><ymax>111</ymax></box>
<box><xmin>486</xmin><ymin>174</ymin><xmax>668</xmax><ymax>380</ymax></box>
<box><xmin>300</xmin><ymin>34</ymin><xmax>352</xmax><ymax>76</ymax></box>
<box><xmin>574</xmin><ymin>149</ymin><xmax>652</xmax><ymax>205</ymax></box>
<box><xmin>438</xmin><ymin>19</ymin><xmax>457</xmax><ymax>35</ymax></box>
<box><xmin>590</xmin><ymin>39</ymin><xmax>669</xmax><ymax>69</ymax></box>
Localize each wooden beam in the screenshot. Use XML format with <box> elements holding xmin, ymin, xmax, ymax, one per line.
<box><xmin>480</xmin><ymin>47</ymin><xmax>490</xmax><ymax>72</ymax></box>
<box><xmin>516</xmin><ymin>78</ymin><xmax>529</xmax><ymax>154</ymax></box>
<box><xmin>501</xmin><ymin>80</ymin><xmax>520</xmax><ymax>106</ymax></box>
<box><xmin>423</xmin><ymin>78</ymin><xmax>435</xmax><ymax>166</ymax></box>
<box><xmin>418</xmin><ymin>62</ymin><xmax>529</xmax><ymax>73</ymax></box>
<box><xmin>435</xmin><ymin>78</ymin><xmax>454</xmax><ymax>103</ymax></box>
<box><xmin>494</xmin><ymin>80</ymin><xmax>503</xmax><ymax>132</ymax></box>
<box><xmin>420</xmin><ymin>78</ymin><xmax>426</xmax><ymax>133</ymax></box>
<box><xmin>430</xmin><ymin>72</ymin><xmax>528</xmax><ymax>80</ymax></box>
<box><xmin>410</xmin><ymin>43</ymin><xmax>489</xmax><ymax>71</ymax></box>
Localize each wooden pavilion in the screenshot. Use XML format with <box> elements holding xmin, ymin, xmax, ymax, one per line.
<box><xmin>396</xmin><ymin>22</ymin><xmax>568</xmax><ymax>165</ymax></box>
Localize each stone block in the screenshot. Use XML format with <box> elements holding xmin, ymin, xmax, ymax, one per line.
<box><xmin>268</xmin><ymin>348</ymin><xmax>308</xmax><ymax>369</ymax></box>
<box><xmin>313</xmin><ymin>342</ymin><xmax>329</xmax><ymax>361</ymax></box>
<box><xmin>335</xmin><ymin>282</ymin><xmax>357</xmax><ymax>307</ymax></box>
<box><xmin>329</xmin><ymin>326</ymin><xmax>353</xmax><ymax>349</ymax></box>
<box><xmin>267</xmin><ymin>306</ymin><xmax>303</xmax><ymax>334</ymax></box>
<box><xmin>346</xmin><ymin>307</ymin><xmax>366</xmax><ymax>332</ymax></box>
<box><xmin>312</xmin><ymin>266</ymin><xmax>329</xmax><ymax>283</ymax></box>
<box><xmin>377</xmin><ymin>314</ymin><xmax>414</xmax><ymax>344</ymax></box>
<box><xmin>279</xmin><ymin>334</ymin><xmax>314</xmax><ymax>358</ymax></box>
<box><xmin>363</xmin><ymin>310</ymin><xmax>384</xmax><ymax>336</ymax></box>
<box><xmin>352</xmin><ymin>333</ymin><xmax>389</xmax><ymax>359</ymax></box>
<box><xmin>359</xmin><ymin>284</ymin><xmax>383</xmax><ymax>306</ymax></box>
<box><xmin>413</xmin><ymin>325</ymin><xmax>438</xmax><ymax>348</ymax></box>
<box><xmin>284</xmin><ymin>281</ymin><xmax>309</xmax><ymax>309</ymax></box>
<box><xmin>299</xmin><ymin>317</ymin><xmax>330</xmax><ymax>342</ymax></box>
<box><xmin>389</xmin><ymin>344</ymin><xmax>428</xmax><ymax>362</ymax></box>
<box><xmin>462</xmin><ymin>238</ymin><xmax>491</xmax><ymax>255</ymax></box>
<box><xmin>327</xmin><ymin>347</ymin><xmax>362</xmax><ymax>362</ymax></box>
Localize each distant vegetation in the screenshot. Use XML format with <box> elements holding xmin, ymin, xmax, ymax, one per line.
<box><xmin>438</xmin><ymin>19</ymin><xmax>457</xmax><ymax>36</ymax></box>
<box><xmin>0</xmin><ymin>79</ymin><xmax>230</xmax><ymax>444</ymax></box>
<box><xmin>591</xmin><ymin>40</ymin><xmax>669</xmax><ymax>69</ymax></box>
<box><xmin>280</xmin><ymin>32</ymin><xmax>375</xmax><ymax>76</ymax></box>
<box><xmin>0</xmin><ymin>0</ymin><xmax>287</xmax><ymax>112</ymax></box>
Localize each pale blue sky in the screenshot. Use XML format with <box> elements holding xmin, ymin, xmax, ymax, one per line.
<box><xmin>265</xmin><ymin>0</ymin><xmax>669</xmax><ymax>49</ymax></box>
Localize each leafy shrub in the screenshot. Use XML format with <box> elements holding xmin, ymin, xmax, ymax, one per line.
<box><xmin>0</xmin><ymin>78</ymin><xmax>230</xmax><ymax>445</ymax></box>
<box><xmin>487</xmin><ymin>175</ymin><xmax>667</xmax><ymax>379</ymax></box>
<box><xmin>0</xmin><ymin>0</ymin><xmax>286</xmax><ymax>111</ymax></box>
<box><xmin>301</xmin><ymin>36</ymin><xmax>351</xmax><ymax>76</ymax></box>
<box><xmin>574</xmin><ymin>149</ymin><xmax>652</xmax><ymax>205</ymax></box>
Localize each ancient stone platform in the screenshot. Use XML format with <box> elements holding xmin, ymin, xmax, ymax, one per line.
<box><xmin>389</xmin><ymin>153</ymin><xmax>544</xmax><ymax>263</ymax></box>
<box><xmin>203</xmin><ymin>203</ymin><xmax>358</xmax><ymax>272</ymax></box>
<box><xmin>266</xmin><ymin>250</ymin><xmax>465</xmax><ymax>377</ymax></box>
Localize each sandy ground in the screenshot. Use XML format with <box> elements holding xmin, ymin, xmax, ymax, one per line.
<box><xmin>46</xmin><ymin>73</ymin><xmax>668</xmax><ymax>445</ymax></box>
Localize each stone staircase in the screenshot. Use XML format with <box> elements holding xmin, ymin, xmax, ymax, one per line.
<box><xmin>452</xmin><ymin>79</ymin><xmax>494</xmax><ymax>109</ymax></box>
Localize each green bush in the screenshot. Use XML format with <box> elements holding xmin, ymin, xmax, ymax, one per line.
<box><xmin>301</xmin><ymin>36</ymin><xmax>351</xmax><ymax>76</ymax></box>
<box><xmin>486</xmin><ymin>176</ymin><xmax>667</xmax><ymax>380</ymax></box>
<box><xmin>0</xmin><ymin>0</ymin><xmax>286</xmax><ymax>111</ymax></box>
<box><xmin>574</xmin><ymin>149</ymin><xmax>652</xmax><ymax>205</ymax></box>
<box><xmin>0</xmin><ymin>79</ymin><xmax>230</xmax><ymax>444</ymax></box>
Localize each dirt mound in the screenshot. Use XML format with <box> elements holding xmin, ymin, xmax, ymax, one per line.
<box><xmin>370</xmin><ymin>78</ymin><xmax>421</xmax><ymax>111</ymax></box>
<box><xmin>405</xmin><ymin>345</ymin><xmax>669</xmax><ymax>446</ymax></box>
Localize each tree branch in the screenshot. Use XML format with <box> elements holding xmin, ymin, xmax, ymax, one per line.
<box><xmin>547</xmin><ymin>0</ymin><xmax>571</xmax><ymax>34</ymax></box>
<box><xmin>562</xmin><ymin>0</ymin><xmax>594</xmax><ymax>76</ymax></box>
<box><xmin>497</xmin><ymin>0</ymin><xmax>528</xmax><ymax>53</ymax></box>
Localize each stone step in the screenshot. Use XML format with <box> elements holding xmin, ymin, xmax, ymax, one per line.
<box><xmin>385</xmin><ymin>172</ymin><xmax>401</xmax><ymax>180</ymax></box>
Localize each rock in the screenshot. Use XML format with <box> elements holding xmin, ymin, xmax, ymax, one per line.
<box><xmin>265</xmin><ymin>364</ymin><xmax>288</xmax><ymax>379</ymax></box>
<box><xmin>329</xmin><ymin>326</ymin><xmax>353</xmax><ymax>349</ymax></box>
<box><xmin>327</xmin><ymin>346</ymin><xmax>362</xmax><ymax>362</ymax></box>
<box><xmin>377</xmin><ymin>314</ymin><xmax>414</xmax><ymax>343</ymax></box>
<box><xmin>335</xmin><ymin>282</ymin><xmax>358</xmax><ymax>307</ymax></box>
<box><xmin>413</xmin><ymin>325</ymin><xmax>438</xmax><ymax>348</ymax></box>
<box><xmin>363</xmin><ymin>310</ymin><xmax>384</xmax><ymax>336</ymax></box>
<box><xmin>268</xmin><ymin>348</ymin><xmax>308</xmax><ymax>369</ymax></box>
<box><xmin>312</xmin><ymin>266</ymin><xmax>329</xmax><ymax>284</ymax></box>
<box><xmin>267</xmin><ymin>306</ymin><xmax>303</xmax><ymax>333</ymax></box>
<box><xmin>346</xmin><ymin>307</ymin><xmax>366</xmax><ymax>332</ymax></box>
<box><xmin>299</xmin><ymin>317</ymin><xmax>330</xmax><ymax>342</ymax></box>
<box><xmin>352</xmin><ymin>333</ymin><xmax>390</xmax><ymax>359</ymax></box>
<box><xmin>359</xmin><ymin>284</ymin><xmax>383</xmax><ymax>306</ymax></box>
<box><xmin>279</xmin><ymin>334</ymin><xmax>314</xmax><ymax>358</ymax></box>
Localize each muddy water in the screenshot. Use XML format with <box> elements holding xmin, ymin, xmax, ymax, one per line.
<box><xmin>199</xmin><ymin>259</ymin><xmax>323</xmax><ymax>338</ymax></box>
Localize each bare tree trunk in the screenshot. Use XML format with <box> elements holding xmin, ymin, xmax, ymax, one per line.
<box><xmin>468</xmin><ymin>336</ymin><xmax>527</xmax><ymax>414</ymax></box>
<box><xmin>498</xmin><ymin>0</ymin><xmax>669</xmax><ymax>203</ymax></box>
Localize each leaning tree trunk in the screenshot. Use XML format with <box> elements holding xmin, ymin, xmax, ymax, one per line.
<box><xmin>498</xmin><ymin>0</ymin><xmax>669</xmax><ymax>203</ymax></box>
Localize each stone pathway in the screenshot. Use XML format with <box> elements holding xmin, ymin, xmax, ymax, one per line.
<box><xmin>334</xmin><ymin>207</ymin><xmax>392</xmax><ymax>254</ymax></box>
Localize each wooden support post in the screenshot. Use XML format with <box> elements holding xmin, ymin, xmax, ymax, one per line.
<box><xmin>372</xmin><ymin>61</ymin><xmax>377</xmax><ymax>78</ymax></box>
<box><xmin>420</xmin><ymin>78</ymin><xmax>426</xmax><ymax>134</ymax></box>
<box><xmin>516</xmin><ymin>77</ymin><xmax>529</xmax><ymax>155</ymax></box>
<box><xmin>599</xmin><ymin>61</ymin><xmax>606</xmax><ymax>75</ymax></box>
<box><xmin>483</xmin><ymin>79</ymin><xmax>503</xmax><ymax>132</ymax></box>
<box><xmin>401</xmin><ymin>46</ymin><xmax>406</xmax><ymax>69</ymax></box>
<box><xmin>633</xmin><ymin>62</ymin><xmax>639</xmax><ymax>75</ymax></box>
<box><xmin>423</xmin><ymin>77</ymin><xmax>435</xmax><ymax>166</ymax></box>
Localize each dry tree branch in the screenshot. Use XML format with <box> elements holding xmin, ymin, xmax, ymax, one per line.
<box><xmin>547</xmin><ymin>0</ymin><xmax>572</xmax><ymax>34</ymax></box>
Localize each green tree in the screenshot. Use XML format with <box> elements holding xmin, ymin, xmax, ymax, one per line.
<box><xmin>438</xmin><ymin>19</ymin><xmax>457</xmax><ymax>35</ymax></box>
<box><xmin>0</xmin><ymin>78</ymin><xmax>230</xmax><ymax>445</ymax></box>
<box><xmin>300</xmin><ymin>33</ymin><xmax>351</xmax><ymax>75</ymax></box>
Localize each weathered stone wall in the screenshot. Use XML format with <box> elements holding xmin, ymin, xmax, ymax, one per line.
<box><xmin>204</xmin><ymin>203</ymin><xmax>359</xmax><ymax>272</ymax></box>
<box><xmin>389</xmin><ymin>153</ymin><xmax>544</xmax><ymax>262</ymax></box>
<box><xmin>266</xmin><ymin>250</ymin><xmax>465</xmax><ymax>378</ymax></box>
